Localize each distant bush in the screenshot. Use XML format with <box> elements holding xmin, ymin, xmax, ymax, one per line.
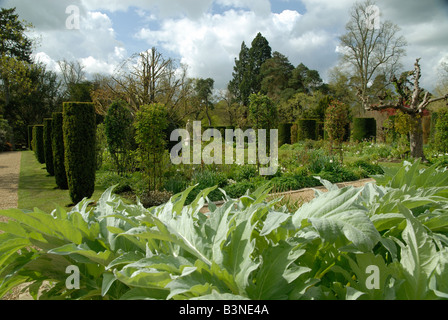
<box><xmin>290</xmin><ymin>123</ymin><xmax>298</xmax><ymax>144</ymax></box>
<box><xmin>297</xmin><ymin>119</ymin><xmax>317</xmax><ymax>141</ymax></box>
<box><xmin>104</xmin><ymin>101</ymin><xmax>134</xmax><ymax>175</ymax></box>
<box><xmin>434</xmin><ymin>109</ymin><xmax>448</xmax><ymax>153</ymax></box>
<box><xmin>187</xmin><ymin>169</ymin><xmax>228</xmax><ymax>203</ymax></box>
<box><xmin>278</xmin><ymin>123</ymin><xmax>292</xmax><ymax>146</ymax></box>
<box><xmin>349</xmin><ymin>159</ymin><xmax>384</xmax><ymax>176</ymax></box>
<box><xmin>223</xmin><ymin>180</ymin><xmax>256</xmax><ymax>198</ymax></box>
<box><xmin>134</xmin><ymin>104</ymin><xmax>168</xmax><ymax>191</ymax></box>
<box><xmin>232</xmin><ymin>164</ymin><xmax>258</xmax><ymax>181</ymax></box>
<box><xmin>0</xmin><ymin>116</ymin><xmax>12</xmax><ymax>152</ymax></box>
<box><xmin>352</xmin><ymin>118</ymin><xmax>377</xmax><ymax>142</ymax></box>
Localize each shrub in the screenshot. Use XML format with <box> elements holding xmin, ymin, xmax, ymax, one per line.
<box><xmin>248</xmin><ymin>93</ymin><xmax>278</xmax><ymax>131</ymax></box>
<box><xmin>104</xmin><ymin>101</ymin><xmax>134</xmax><ymax>175</ymax></box>
<box><xmin>349</xmin><ymin>159</ymin><xmax>384</xmax><ymax>176</ymax></box>
<box><xmin>430</xmin><ymin>112</ymin><xmax>438</xmax><ymax>145</ymax></box>
<box><xmin>278</xmin><ymin>123</ymin><xmax>292</xmax><ymax>146</ymax></box>
<box><xmin>296</xmin><ymin>119</ymin><xmax>317</xmax><ymax>141</ymax></box>
<box><xmin>0</xmin><ymin>116</ymin><xmax>12</xmax><ymax>152</ymax></box>
<box><xmin>223</xmin><ymin>180</ymin><xmax>256</xmax><ymax>198</ymax></box>
<box><xmin>164</xmin><ymin>175</ymin><xmax>189</xmax><ymax>195</ymax></box>
<box><xmin>324</xmin><ymin>101</ymin><xmax>350</xmax><ymax>161</ymax></box>
<box><xmin>43</xmin><ymin>118</ymin><xmax>54</xmax><ymax>176</ymax></box>
<box><xmin>290</xmin><ymin>123</ymin><xmax>298</xmax><ymax>144</ymax></box>
<box><xmin>434</xmin><ymin>109</ymin><xmax>448</xmax><ymax>153</ymax></box>
<box><xmin>317</xmin><ymin>167</ymin><xmax>360</xmax><ymax>183</ymax></box>
<box><xmin>63</xmin><ymin>102</ymin><xmax>97</xmax><ymax>204</ymax></box>
<box><xmin>352</xmin><ymin>118</ymin><xmax>377</xmax><ymax>142</ymax></box>
<box><xmin>134</xmin><ymin>103</ymin><xmax>168</xmax><ymax>191</ymax></box>
<box><xmin>52</xmin><ymin>112</ymin><xmax>68</xmax><ymax>190</ymax></box>
<box><xmin>383</xmin><ymin>116</ymin><xmax>397</xmax><ymax>143</ymax></box>
<box><xmin>33</xmin><ymin>125</ymin><xmax>45</xmax><ymax>164</ymax></box>
<box><xmin>187</xmin><ymin>169</ymin><xmax>228</xmax><ymax>203</ymax></box>
<box><xmin>233</xmin><ymin>164</ymin><xmax>258</xmax><ymax>181</ymax></box>
<box><xmin>307</xmin><ymin>149</ymin><xmax>337</xmax><ymax>174</ymax></box>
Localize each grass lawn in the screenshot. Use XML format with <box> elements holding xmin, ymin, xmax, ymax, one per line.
<box><xmin>18</xmin><ymin>151</ymin><xmax>107</xmax><ymax>212</ymax></box>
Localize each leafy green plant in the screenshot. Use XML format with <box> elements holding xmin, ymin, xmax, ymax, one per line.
<box><xmin>232</xmin><ymin>164</ymin><xmax>258</xmax><ymax>181</ymax></box>
<box><xmin>104</xmin><ymin>101</ymin><xmax>134</xmax><ymax>175</ymax></box>
<box><xmin>434</xmin><ymin>109</ymin><xmax>448</xmax><ymax>154</ymax></box>
<box><xmin>134</xmin><ymin>103</ymin><xmax>168</xmax><ymax>191</ymax></box>
<box><xmin>1</xmin><ymin>160</ymin><xmax>448</xmax><ymax>300</ymax></box>
<box><xmin>324</xmin><ymin>101</ymin><xmax>350</xmax><ymax>153</ymax></box>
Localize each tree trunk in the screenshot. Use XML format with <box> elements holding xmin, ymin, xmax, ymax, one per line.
<box><xmin>409</xmin><ymin>114</ymin><xmax>426</xmax><ymax>161</ymax></box>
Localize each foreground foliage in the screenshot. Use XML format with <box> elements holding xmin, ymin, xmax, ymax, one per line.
<box><xmin>1</xmin><ymin>160</ymin><xmax>448</xmax><ymax>300</ymax></box>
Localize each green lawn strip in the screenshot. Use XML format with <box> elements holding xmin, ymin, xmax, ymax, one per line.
<box><xmin>18</xmin><ymin>151</ymin><xmax>106</xmax><ymax>212</ymax></box>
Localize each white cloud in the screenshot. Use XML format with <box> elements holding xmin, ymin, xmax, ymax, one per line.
<box><xmin>81</xmin><ymin>0</ymin><xmax>214</xmax><ymax>19</ymax></box>
<box><xmin>135</xmin><ymin>9</ymin><xmax>315</xmax><ymax>88</ymax></box>
<box><xmin>21</xmin><ymin>5</ymin><xmax>127</xmax><ymax>78</ymax></box>
<box><xmin>216</xmin><ymin>0</ymin><xmax>272</xmax><ymax>16</ymax></box>
<box><xmin>5</xmin><ymin>0</ymin><xmax>447</xmax><ymax>92</ymax></box>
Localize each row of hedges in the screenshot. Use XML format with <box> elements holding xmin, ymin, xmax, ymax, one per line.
<box><xmin>30</xmin><ymin>102</ymin><xmax>96</xmax><ymax>204</ymax></box>
<box><xmin>278</xmin><ymin>118</ymin><xmax>376</xmax><ymax>146</ymax></box>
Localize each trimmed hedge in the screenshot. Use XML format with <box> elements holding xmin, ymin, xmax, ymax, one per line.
<box><xmin>278</xmin><ymin>123</ymin><xmax>292</xmax><ymax>146</ymax></box>
<box><xmin>33</xmin><ymin>125</ymin><xmax>45</xmax><ymax>164</ymax></box>
<box><xmin>352</xmin><ymin>118</ymin><xmax>377</xmax><ymax>142</ymax></box>
<box><xmin>290</xmin><ymin>124</ymin><xmax>298</xmax><ymax>144</ymax></box>
<box><xmin>434</xmin><ymin>109</ymin><xmax>448</xmax><ymax>153</ymax></box>
<box><xmin>430</xmin><ymin>112</ymin><xmax>439</xmax><ymax>145</ymax></box>
<box><xmin>28</xmin><ymin>125</ymin><xmax>34</xmax><ymax>150</ymax></box>
<box><xmin>43</xmin><ymin>118</ymin><xmax>54</xmax><ymax>176</ymax></box>
<box><xmin>52</xmin><ymin>112</ymin><xmax>68</xmax><ymax>190</ymax></box>
<box><xmin>297</xmin><ymin>119</ymin><xmax>317</xmax><ymax>141</ymax></box>
<box><xmin>63</xmin><ymin>102</ymin><xmax>97</xmax><ymax>203</ymax></box>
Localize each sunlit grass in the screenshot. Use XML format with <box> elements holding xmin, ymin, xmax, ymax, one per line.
<box><xmin>18</xmin><ymin>151</ymin><xmax>106</xmax><ymax>212</ymax></box>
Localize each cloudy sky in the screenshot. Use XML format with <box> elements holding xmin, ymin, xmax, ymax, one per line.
<box><xmin>2</xmin><ymin>0</ymin><xmax>448</xmax><ymax>92</ymax></box>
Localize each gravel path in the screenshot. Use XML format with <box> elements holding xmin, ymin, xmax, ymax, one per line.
<box><xmin>0</xmin><ymin>151</ymin><xmax>22</xmax><ymax>217</ymax></box>
<box><xmin>0</xmin><ymin>151</ymin><xmax>25</xmax><ymax>300</ymax></box>
<box><xmin>200</xmin><ymin>178</ymin><xmax>376</xmax><ymax>213</ymax></box>
<box><xmin>267</xmin><ymin>178</ymin><xmax>376</xmax><ymax>204</ymax></box>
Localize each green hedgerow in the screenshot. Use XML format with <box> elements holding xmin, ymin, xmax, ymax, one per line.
<box><xmin>52</xmin><ymin>112</ymin><xmax>68</xmax><ymax>190</ymax></box>
<box><xmin>434</xmin><ymin>109</ymin><xmax>448</xmax><ymax>153</ymax></box>
<box><xmin>33</xmin><ymin>125</ymin><xmax>45</xmax><ymax>164</ymax></box>
<box><xmin>63</xmin><ymin>102</ymin><xmax>97</xmax><ymax>204</ymax></box>
<box><xmin>43</xmin><ymin>118</ymin><xmax>54</xmax><ymax>176</ymax></box>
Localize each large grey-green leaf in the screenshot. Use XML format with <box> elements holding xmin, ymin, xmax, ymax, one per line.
<box><xmin>394</xmin><ymin>204</ymin><xmax>439</xmax><ymax>299</ymax></box>
<box><xmin>246</xmin><ymin>241</ymin><xmax>309</xmax><ymax>300</ymax></box>
<box><xmin>222</xmin><ymin>209</ymin><xmax>260</xmax><ymax>293</ymax></box>
<box><xmin>292</xmin><ymin>186</ymin><xmax>380</xmax><ymax>251</ymax></box>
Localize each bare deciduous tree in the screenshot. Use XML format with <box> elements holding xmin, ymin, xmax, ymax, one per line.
<box><xmin>338</xmin><ymin>0</ymin><xmax>407</xmax><ymax>114</ymax></box>
<box><xmin>111</xmin><ymin>47</ymin><xmax>193</xmax><ymax>124</ymax></box>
